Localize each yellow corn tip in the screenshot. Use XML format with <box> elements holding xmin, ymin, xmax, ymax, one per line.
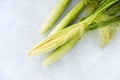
<box><xmin>27</xmin><ymin>35</ymin><xmax>65</xmax><ymax>56</ymax></box>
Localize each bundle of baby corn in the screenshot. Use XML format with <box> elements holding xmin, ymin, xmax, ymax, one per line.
<box><xmin>28</xmin><ymin>0</ymin><xmax>120</xmax><ymax>66</ymax></box>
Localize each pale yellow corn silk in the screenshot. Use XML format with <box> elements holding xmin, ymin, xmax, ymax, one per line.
<box><xmin>93</xmin><ymin>14</ymin><xmax>110</xmax><ymax>46</ymax></box>
<box><xmin>95</xmin><ymin>14</ymin><xmax>119</xmax><ymax>47</ymax></box>
<box><xmin>99</xmin><ymin>24</ymin><xmax>119</xmax><ymax>47</ymax></box>
<box><xmin>28</xmin><ymin>23</ymin><xmax>85</xmax><ymax>56</ymax></box>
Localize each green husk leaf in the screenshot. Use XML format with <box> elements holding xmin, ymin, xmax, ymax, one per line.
<box><xmin>105</xmin><ymin>0</ymin><xmax>120</xmax><ymax>16</ymax></box>
<box><xmin>87</xmin><ymin>15</ymin><xmax>120</xmax><ymax>30</ymax></box>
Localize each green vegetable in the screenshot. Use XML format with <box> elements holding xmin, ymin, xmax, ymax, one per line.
<box><xmin>28</xmin><ymin>0</ymin><xmax>120</xmax><ymax>67</ymax></box>
<box><xmin>42</xmin><ymin>0</ymin><xmax>100</xmax><ymax>66</ymax></box>
<box><xmin>40</xmin><ymin>0</ymin><xmax>70</xmax><ymax>34</ymax></box>
<box><xmin>28</xmin><ymin>0</ymin><xmax>118</xmax><ymax>56</ymax></box>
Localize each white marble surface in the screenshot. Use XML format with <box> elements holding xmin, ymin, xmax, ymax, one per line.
<box><xmin>0</xmin><ymin>0</ymin><xmax>120</xmax><ymax>80</ymax></box>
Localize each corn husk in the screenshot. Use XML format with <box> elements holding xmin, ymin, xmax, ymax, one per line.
<box><xmin>40</xmin><ymin>0</ymin><xmax>70</xmax><ymax>34</ymax></box>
